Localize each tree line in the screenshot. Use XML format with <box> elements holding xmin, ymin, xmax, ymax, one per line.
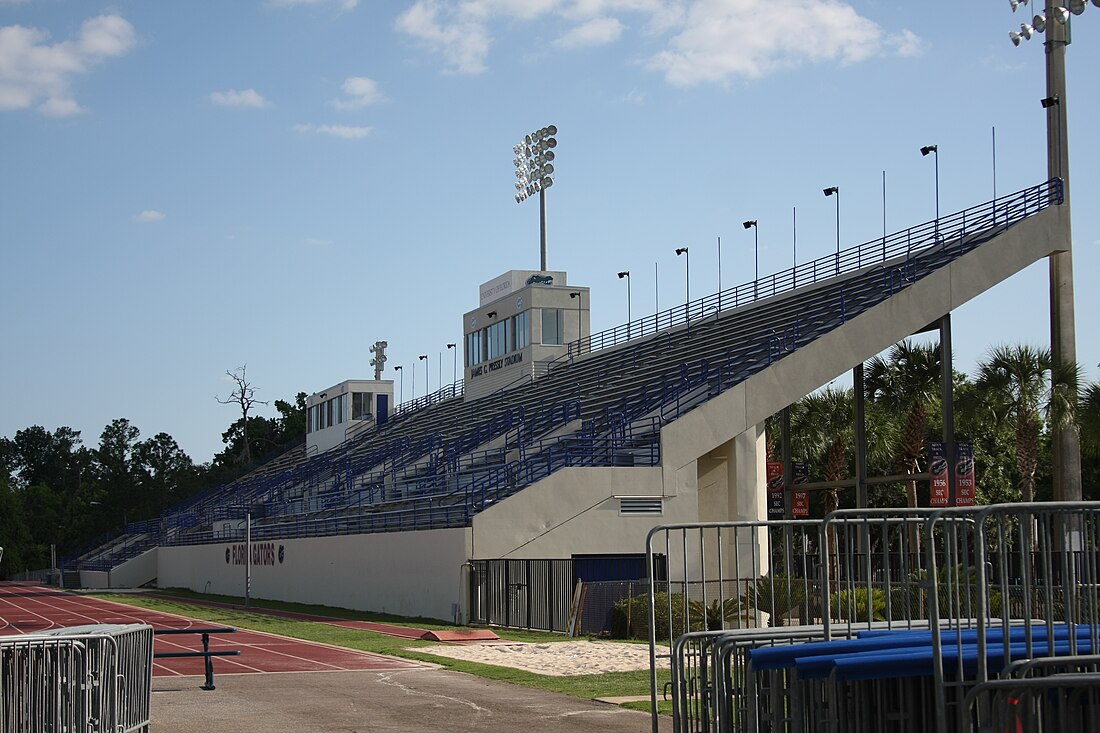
<box><xmin>769</xmin><ymin>342</ymin><xmax>1100</xmax><ymax>515</ymax></box>
<box><xmin>0</xmin><ymin>389</ymin><xmax>307</xmax><ymax>575</ymax></box>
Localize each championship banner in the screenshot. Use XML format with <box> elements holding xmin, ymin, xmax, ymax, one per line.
<box><xmin>766</xmin><ymin>461</ymin><xmax>785</xmax><ymax>520</ymax></box>
<box><xmin>955</xmin><ymin>442</ymin><xmax>976</xmax><ymax>506</ymax></box>
<box><xmin>929</xmin><ymin>442</ymin><xmax>949</xmax><ymax>507</ymax></box>
<box><xmin>791</xmin><ymin>461</ymin><xmax>810</xmax><ymax>517</ymax></box>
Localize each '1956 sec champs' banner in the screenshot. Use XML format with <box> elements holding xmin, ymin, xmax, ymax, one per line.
<box><xmin>929</xmin><ymin>442</ymin><xmax>949</xmax><ymax>507</ymax></box>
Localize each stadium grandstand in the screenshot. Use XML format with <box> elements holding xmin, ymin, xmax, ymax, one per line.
<box><xmin>62</xmin><ymin>178</ymin><xmax>1065</xmax><ymax>629</ymax></box>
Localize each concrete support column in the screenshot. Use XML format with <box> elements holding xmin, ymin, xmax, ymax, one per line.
<box><xmin>727</xmin><ymin>422</ymin><xmax>767</xmax><ymax>523</ymax></box>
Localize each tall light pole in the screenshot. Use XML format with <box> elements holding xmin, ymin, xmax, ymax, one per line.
<box><xmin>716</xmin><ymin>236</ymin><xmax>723</xmax><ymax>309</ymax></box>
<box><xmin>823</xmin><ymin>186</ymin><xmax>840</xmax><ymax>274</ymax></box>
<box><xmin>569</xmin><ymin>291</ymin><xmax>581</xmax><ymax>346</ymax></box>
<box><xmin>513</xmin><ymin>125</ymin><xmax>558</xmax><ymax>270</ymax></box>
<box><xmin>617</xmin><ymin>271</ymin><xmax>631</xmax><ymax>337</ymax></box>
<box><xmin>919</xmin><ymin>145</ymin><xmax>939</xmax><ymax>240</ymax></box>
<box><xmin>394</xmin><ymin>365</ymin><xmax>403</xmax><ymax>404</ymax></box>
<box><xmin>418</xmin><ymin>354</ymin><xmax>428</xmax><ymax>397</ymax></box>
<box><xmin>675</xmin><ymin>247</ymin><xmax>690</xmax><ymax>315</ymax></box>
<box><xmin>447</xmin><ymin>343</ymin><xmax>457</xmax><ymax>387</ymax></box>
<box><xmin>1009</xmin><ymin>0</ymin><xmax>1085</xmax><ymax>502</ymax></box>
<box><xmin>743</xmin><ymin>220</ymin><xmax>758</xmax><ymax>299</ymax></box>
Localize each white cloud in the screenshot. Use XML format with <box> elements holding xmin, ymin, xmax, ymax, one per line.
<box><xmin>331</xmin><ymin>76</ymin><xmax>383</xmax><ymax>109</ymax></box>
<box><xmin>395</xmin><ymin>1</ymin><xmax>492</xmax><ymax>74</ymax></box>
<box><xmin>293</xmin><ymin>122</ymin><xmax>373</xmax><ymax>139</ymax></box>
<box><xmin>268</xmin><ymin>0</ymin><xmax>359</xmax><ymax>11</ymax></box>
<box><xmin>0</xmin><ymin>14</ymin><xmax>136</xmax><ymax>117</ymax></box>
<box><xmin>395</xmin><ymin>0</ymin><xmax>920</xmax><ymax>85</ymax></box>
<box><xmin>210</xmin><ymin>88</ymin><xmax>270</xmax><ymax>109</ymax></box>
<box><xmin>133</xmin><ymin>210</ymin><xmax>165</xmax><ymax>223</ymax></box>
<box><xmin>647</xmin><ymin>0</ymin><xmax>919</xmax><ymax>86</ymax></box>
<box><xmin>554</xmin><ymin>17</ymin><xmax>623</xmax><ymax>48</ymax></box>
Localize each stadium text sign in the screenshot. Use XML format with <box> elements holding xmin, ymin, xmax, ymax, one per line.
<box><xmin>225</xmin><ymin>542</ymin><xmax>284</xmax><ymax>566</ymax></box>
<box><xmin>469</xmin><ymin>352</ymin><xmax>524</xmax><ymax>379</ymax></box>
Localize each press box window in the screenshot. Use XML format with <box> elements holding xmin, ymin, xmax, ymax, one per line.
<box><xmin>541</xmin><ymin>308</ymin><xmax>564</xmax><ymax>345</ymax></box>
<box><xmin>352</xmin><ymin>392</ymin><xmax>373</xmax><ymax>420</ymax></box>
<box><xmin>514</xmin><ymin>311</ymin><xmax>530</xmax><ymax>350</ymax></box>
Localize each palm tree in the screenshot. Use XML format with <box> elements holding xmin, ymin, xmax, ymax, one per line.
<box><xmin>791</xmin><ymin>387</ymin><xmax>853</xmax><ymax>583</ymax></box>
<box><xmin>864</xmin><ymin>341</ymin><xmax>942</xmax><ymax>509</ymax></box>
<box><xmin>1081</xmin><ymin>381</ymin><xmax>1100</xmax><ymax>460</ymax></box>
<box><xmin>792</xmin><ymin>388</ymin><xmax>853</xmax><ymax>517</ymax></box>
<box><xmin>973</xmin><ymin>345</ymin><xmax>1079</xmax><ymax>504</ymax></box>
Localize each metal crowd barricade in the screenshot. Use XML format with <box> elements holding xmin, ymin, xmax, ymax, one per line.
<box><xmin>1</xmin><ymin>623</ymin><xmax>153</xmax><ymax>733</ymax></box>
<box><xmin>926</xmin><ymin>502</ymin><xmax>1100</xmax><ymax>733</ymax></box>
<box><xmin>964</xmin><ymin>675</ymin><xmax>1100</xmax><ymax>733</ymax></box>
<box><xmin>646</xmin><ymin>520</ymin><xmax>823</xmax><ymax>733</ymax></box>
<box><xmin>648</xmin><ymin>502</ymin><xmax>1100</xmax><ymax>733</ymax></box>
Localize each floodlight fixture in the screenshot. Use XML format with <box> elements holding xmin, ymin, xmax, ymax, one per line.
<box><xmin>1020</xmin><ymin>22</ymin><xmax>1034</xmax><ymax>39</ymax></box>
<box><xmin>569</xmin><ymin>291</ymin><xmax>581</xmax><ymax>298</ymax></box>
<box><xmin>512</xmin><ymin>123</ymin><xmax>558</xmax><ymax>270</ymax></box>
<box><xmin>823</xmin><ymin>186</ymin><xmax>838</xmax><ymax>197</ymax></box>
<box><xmin>486</xmin><ymin>311</ymin><xmax>497</xmax><ymax>319</ymax></box>
<box><xmin>1033</xmin><ymin>13</ymin><xmax>1047</xmax><ymax>32</ymax></box>
<box><xmin>676</xmin><ymin>247</ymin><xmax>688</xmax><ymax>255</ymax></box>
<box><xmin>1010</xmin><ymin>0</ymin><xmax>1028</xmax><ymax>10</ymax></box>
<box><xmin>618</xmin><ymin>271</ymin><xmax>629</xmax><ymax>279</ymax></box>
<box><xmin>1070</xmin><ymin>0</ymin><xmax>1086</xmax><ymax>14</ymax></box>
<box><xmin>1041</xmin><ymin>95</ymin><xmax>1060</xmax><ymax>108</ymax></box>
<box><xmin>1052</xmin><ymin>6</ymin><xmax>1071</xmax><ymax>24</ymax></box>
<box><xmin>1010</xmin><ymin>30</ymin><xmax>1024</xmax><ymax>45</ymax></box>
<box><xmin>743</xmin><ymin>219</ymin><xmax>757</xmax><ymax>229</ymax></box>
<box><xmin>921</xmin><ymin>145</ymin><xmax>937</xmax><ymax>156</ymax></box>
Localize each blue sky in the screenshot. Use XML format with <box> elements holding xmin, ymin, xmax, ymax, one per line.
<box><xmin>1</xmin><ymin>0</ymin><xmax>1097</xmax><ymax>464</ymax></box>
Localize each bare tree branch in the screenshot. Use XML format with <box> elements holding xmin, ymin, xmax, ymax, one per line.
<box><xmin>216</xmin><ymin>365</ymin><xmax>268</xmax><ymax>464</ymax></box>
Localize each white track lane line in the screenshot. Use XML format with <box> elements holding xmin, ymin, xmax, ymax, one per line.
<box><xmin>0</xmin><ymin>586</ymin><xmax>422</xmax><ymax>673</ymax></box>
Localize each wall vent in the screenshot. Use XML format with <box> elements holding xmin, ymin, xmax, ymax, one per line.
<box><xmin>619</xmin><ymin>497</ymin><xmax>663</xmax><ymax>515</ymax></box>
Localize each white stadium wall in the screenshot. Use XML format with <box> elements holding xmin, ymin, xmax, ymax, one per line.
<box><xmin>158</xmin><ymin>527</ymin><xmax>468</xmax><ymax>622</ymax></box>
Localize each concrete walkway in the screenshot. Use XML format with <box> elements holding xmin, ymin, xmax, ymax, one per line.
<box><xmin>152</xmin><ymin>668</ymin><xmax>670</xmax><ymax>732</ymax></box>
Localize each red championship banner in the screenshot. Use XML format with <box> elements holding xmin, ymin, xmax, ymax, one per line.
<box><xmin>955</xmin><ymin>442</ymin><xmax>976</xmax><ymax>506</ymax></box>
<box><xmin>791</xmin><ymin>461</ymin><xmax>810</xmax><ymax>517</ymax></box>
<box><xmin>929</xmin><ymin>442</ymin><xmax>949</xmax><ymax>507</ymax></box>
<box><xmin>766</xmin><ymin>461</ymin><xmax>785</xmax><ymax>520</ymax></box>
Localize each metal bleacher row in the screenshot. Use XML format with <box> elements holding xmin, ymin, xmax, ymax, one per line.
<box><xmin>65</xmin><ymin>178</ymin><xmax>1062</xmax><ymax>572</ymax></box>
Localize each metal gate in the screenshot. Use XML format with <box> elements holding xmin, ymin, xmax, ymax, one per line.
<box><xmin>468</xmin><ymin>555</ymin><xmax>666</xmax><ymax>632</ymax></box>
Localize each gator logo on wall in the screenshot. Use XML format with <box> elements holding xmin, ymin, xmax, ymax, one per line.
<box><xmin>525</xmin><ymin>274</ymin><xmax>554</xmax><ymax>285</ymax></box>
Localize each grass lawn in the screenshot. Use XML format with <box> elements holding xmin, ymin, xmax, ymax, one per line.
<box><xmin>94</xmin><ymin>590</ymin><xmax>670</xmax><ymax>709</ymax></box>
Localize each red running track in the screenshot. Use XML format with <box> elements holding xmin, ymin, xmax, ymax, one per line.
<box><xmin>0</xmin><ymin>582</ymin><xmax>425</xmax><ymax>678</ymax></box>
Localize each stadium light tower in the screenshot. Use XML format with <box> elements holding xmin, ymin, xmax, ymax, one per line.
<box><xmin>513</xmin><ymin>125</ymin><xmax>558</xmax><ymax>270</ymax></box>
<box><xmin>1007</xmin><ymin>0</ymin><xmax>1087</xmax><ymax>502</ymax></box>
<box><xmin>742</xmin><ymin>220</ymin><xmax>758</xmax><ymax>299</ymax></box>
<box><xmin>617</xmin><ymin>271</ymin><xmax>631</xmax><ymax>337</ymax></box>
